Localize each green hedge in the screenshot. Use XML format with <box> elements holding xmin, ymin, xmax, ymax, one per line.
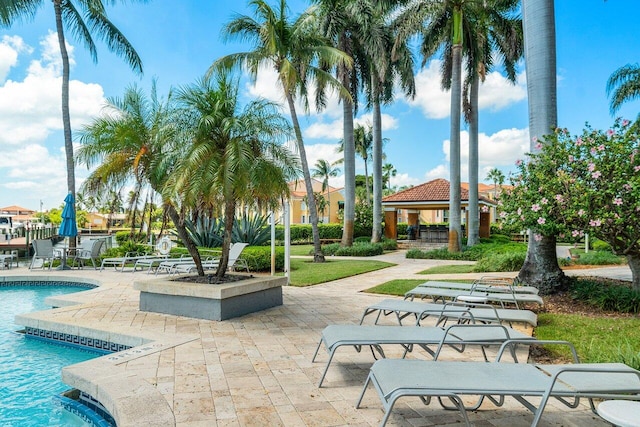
<box><xmin>274</xmin><ymin>223</ymin><xmax>372</xmax><ymax>242</ymax></box>
<box><xmin>114</xmin><ymin>230</ymin><xmax>148</xmax><ymax>245</ymax></box>
<box><xmin>572</xmin><ymin>278</ymin><xmax>640</xmax><ymax>313</ymax></box>
<box><xmin>163</xmin><ymin>245</ymin><xmax>283</xmax><ymax>272</ymax></box>
<box><xmin>322</xmin><ymin>242</ymin><xmax>384</xmax><ymax>256</ymax></box>
<box><xmin>473</xmin><ymin>252</ymin><xmax>526</xmax><ymax>272</ymax></box>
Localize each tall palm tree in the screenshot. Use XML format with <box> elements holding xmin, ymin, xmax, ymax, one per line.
<box><xmin>312</xmin><ymin>159</ymin><xmax>340</xmax><ymax>221</ymax></box>
<box><xmin>382</xmin><ymin>163</ymin><xmax>397</xmax><ymax>192</ymax></box>
<box><xmin>170</xmin><ymin>72</ymin><xmax>299</xmax><ymax>278</ymax></box>
<box><xmin>1</xmin><ymin>0</ymin><xmax>146</xmax><ymax>248</ymax></box>
<box><xmin>463</xmin><ymin>0</ymin><xmax>523</xmax><ymax>246</ymax></box>
<box><xmin>213</xmin><ymin>0</ymin><xmax>351</xmax><ymax>262</ymax></box>
<box><xmin>520</xmin><ymin>0</ymin><xmax>565</xmax><ymax>294</ymax></box>
<box><xmin>486</xmin><ymin>167</ymin><xmax>505</xmax><ymax>199</ymax></box>
<box><xmin>76</xmin><ymin>82</ymin><xmax>190</xmax><ymax>259</ymax></box>
<box><xmin>607</xmin><ymin>64</ymin><xmax>640</xmax><ymax>115</ymax></box>
<box><xmin>311</xmin><ymin>0</ymin><xmax>371</xmax><ymax>247</ymax></box>
<box><xmin>393</xmin><ymin>0</ymin><xmax>468</xmax><ymax>252</ymax></box>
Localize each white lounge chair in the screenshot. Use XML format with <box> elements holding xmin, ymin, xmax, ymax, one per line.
<box><xmin>312</xmin><ymin>323</ymin><xmax>533</xmax><ymax>387</ymax></box>
<box><xmin>69</xmin><ymin>239</ymin><xmax>105</xmax><ymax>269</ymax></box>
<box><xmin>419</xmin><ymin>278</ymin><xmax>540</xmax><ymax>295</ymax></box>
<box><xmin>356</xmin><ymin>340</ymin><xmax>640</xmax><ymax>427</ymax></box>
<box><xmin>404</xmin><ymin>284</ymin><xmax>544</xmax><ymax>309</ymax></box>
<box><xmin>100</xmin><ymin>251</ymin><xmax>151</xmax><ymax>272</ymax></box>
<box><xmin>360</xmin><ymin>299</ymin><xmax>538</xmax><ymax>327</ymax></box>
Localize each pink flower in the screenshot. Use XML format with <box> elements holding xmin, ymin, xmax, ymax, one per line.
<box><xmin>578</xmin><ymin>209</ymin><xmax>585</xmax><ymax>216</ymax></box>
<box><xmin>571</xmin><ymin>230</ymin><xmax>583</xmax><ymax>238</ymax></box>
<box><xmin>576</xmin><ymin>137</ymin><xmax>584</xmax><ymax>146</ymax></box>
<box><xmin>541</xmin><ymin>197</ymin><xmax>548</xmax><ymax>205</ymax></box>
<box><xmin>537</xmin><ymin>217</ymin><xmax>546</xmax><ymax>225</ymax></box>
<box><xmin>598</xmin><ymin>144</ymin><xmax>605</xmax><ymax>151</ymax></box>
<box><xmin>532</xmin><ymin>136</ymin><xmax>538</xmax><ymax>143</ymax></box>
<box><xmin>623</xmin><ymin>119</ymin><xmax>630</xmax><ymax>127</ymax></box>
<box><xmin>568</xmin><ymin>155</ymin><xmax>574</xmax><ymax>162</ymax></box>
<box><xmin>607</xmin><ymin>129</ymin><xmax>614</xmax><ymax>136</ymax></box>
<box><xmin>515</xmin><ymin>159</ymin><xmax>523</xmax><ymax>166</ymax></box>
<box><xmin>555</xmin><ymin>194</ymin><xmax>564</xmax><ymax>202</ymax></box>
<box><xmin>624</xmin><ymin>184</ymin><xmax>632</xmax><ymax>191</ymax></box>
<box><xmin>588</xmin><ymin>163</ymin><xmax>596</xmax><ymax>172</ymax></box>
<box><xmin>592</xmin><ymin>171</ymin><xmax>602</xmax><ymax>179</ymax></box>
<box><xmin>614</xmin><ymin>198</ymin><xmax>623</xmax><ymax>206</ymax></box>
<box><xmin>531</xmin><ymin>204</ymin><xmax>541</xmax><ymax>212</ymax></box>
<box><xmin>481</xmin><ymin>205</ymin><xmax>489</xmax><ymax>213</ymax></box>
<box><xmin>590</xmin><ymin>148</ymin><xmax>597</xmax><ymax>155</ymax></box>
<box><xmin>499</xmin><ymin>211</ymin><xmax>507</xmax><ymax>218</ymax></box>
<box><xmin>634</xmin><ymin>165</ymin><xmax>640</xmax><ymax>172</ymax></box>
<box><xmin>534</xmin><ymin>142</ymin><xmax>543</xmax><ymax>150</ymax></box>
<box><xmin>534</xmin><ymin>234</ymin><xmax>543</xmax><ymax>242</ymax></box>
<box><xmin>589</xmin><ymin>219</ymin><xmax>602</xmax><ymax>227</ymax></box>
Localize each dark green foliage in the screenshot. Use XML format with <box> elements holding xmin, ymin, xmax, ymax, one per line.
<box><xmin>354</xmin><ymin>236</ymin><xmax>370</xmax><ymax>244</ymax></box>
<box><xmin>102</xmin><ymin>241</ymin><xmax>150</xmax><ymax>258</ymax></box>
<box><xmin>232</xmin><ymin>213</ymin><xmax>271</xmax><ymax>245</ymax></box>
<box><xmin>571</xmin><ymin>278</ymin><xmax>640</xmax><ymax>313</ymax></box>
<box><xmin>473</xmin><ymin>252</ymin><xmax>526</xmax><ymax>272</ymax></box>
<box><xmin>396</xmin><ymin>223</ymin><xmax>408</xmax><ymax>235</ymax></box>
<box><xmin>576</xmin><ymin>250</ymin><xmax>625</xmax><ymax>265</ymax></box>
<box><xmin>380</xmin><ymin>238</ymin><xmax>398</xmax><ymax>251</ymax></box>
<box><xmin>180</xmin><ymin>216</ymin><xmax>224</xmax><ymax>248</ymax></box>
<box><xmin>407</xmin><ymin>247</ymin><xmax>474</xmax><ymax>260</ymax></box>
<box><xmin>274</xmin><ymin>223</ymin><xmax>347</xmax><ymax>242</ymax></box>
<box><xmin>354</xmin><ymin>202</ymin><xmax>373</xmax><ymax>237</ymax></box>
<box><xmin>323</xmin><ymin>242</ymin><xmax>384</xmax><ymax>256</ymax></box>
<box><xmin>241</xmin><ymin>246</ymin><xmax>284</xmax><ymax>272</ymax></box>
<box><xmin>115</xmin><ymin>230</ymin><xmax>147</xmax><ymax>245</ymax></box>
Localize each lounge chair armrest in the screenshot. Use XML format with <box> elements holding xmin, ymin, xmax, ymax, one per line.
<box><xmin>496</xmin><ymin>339</ymin><xmax>579</xmax><ymax>363</ymax></box>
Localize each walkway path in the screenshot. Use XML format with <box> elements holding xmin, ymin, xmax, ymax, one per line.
<box><xmin>1</xmin><ymin>251</ymin><xmax>632</xmax><ymax>427</ymax></box>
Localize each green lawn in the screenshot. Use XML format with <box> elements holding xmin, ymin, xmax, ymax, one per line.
<box><xmin>536</xmin><ymin>313</ymin><xmax>640</xmax><ymax>369</ymax></box>
<box><xmin>287</xmin><ymin>258</ymin><xmax>394</xmax><ymax>286</ymax></box>
<box><xmin>418</xmin><ymin>264</ymin><xmax>475</xmax><ymax>275</ymax></box>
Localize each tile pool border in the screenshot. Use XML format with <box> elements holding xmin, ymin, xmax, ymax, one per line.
<box><xmin>23</xmin><ymin>326</ymin><xmax>132</xmax><ymax>354</ymax></box>
<box><xmin>55</xmin><ymin>394</ymin><xmax>116</xmax><ymax>427</ymax></box>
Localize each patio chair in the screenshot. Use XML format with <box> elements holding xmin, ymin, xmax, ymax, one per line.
<box><xmin>360</xmin><ymin>299</ymin><xmax>538</xmax><ymax>328</ymax></box>
<box><xmin>69</xmin><ymin>239</ymin><xmax>105</xmax><ymax>269</ymax></box>
<box><xmin>404</xmin><ymin>284</ymin><xmax>544</xmax><ymax>309</ymax></box>
<box><xmin>132</xmin><ymin>254</ymin><xmax>171</xmax><ymax>273</ymax></box>
<box><xmin>419</xmin><ymin>278</ymin><xmax>540</xmax><ymax>295</ymax></box>
<box><xmin>29</xmin><ymin>239</ymin><xmax>62</xmax><ymax>270</ymax></box>
<box><xmin>356</xmin><ymin>339</ymin><xmax>640</xmax><ymax>427</ymax></box>
<box><xmin>312</xmin><ymin>323</ymin><xmax>533</xmax><ymax>387</ymax></box>
<box><xmin>100</xmin><ymin>251</ymin><xmax>150</xmax><ymax>272</ymax></box>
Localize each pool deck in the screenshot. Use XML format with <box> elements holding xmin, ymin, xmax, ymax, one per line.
<box><xmin>2</xmin><ymin>252</ymin><xmax>632</xmax><ymax>427</ymax></box>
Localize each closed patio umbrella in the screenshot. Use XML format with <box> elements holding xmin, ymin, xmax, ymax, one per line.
<box><xmin>58</xmin><ymin>192</ymin><xmax>77</xmax><ymax>269</ymax></box>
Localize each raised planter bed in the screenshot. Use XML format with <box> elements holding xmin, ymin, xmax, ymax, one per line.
<box><xmin>134</xmin><ymin>274</ymin><xmax>286</xmax><ymax>321</ymax></box>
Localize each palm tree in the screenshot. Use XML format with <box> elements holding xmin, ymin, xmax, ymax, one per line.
<box><xmin>520</xmin><ymin>0</ymin><xmax>565</xmax><ymax>293</ymax></box>
<box><xmin>1</xmin><ymin>0</ymin><xmax>146</xmax><ymax>248</ymax></box>
<box><xmin>212</xmin><ymin>0</ymin><xmax>351</xmax><ymax>263</ymax></box>
<box><xmin>607</xmin><ymin>64</ymin><xmax>640</xmax><ymax>114</ymax></box>
<box><xmin>393</xmin><ymin>0</ymin><xmax>467</xmax><ymax>252</ymax></box>
<box><xmin>463</xmin><ymin>0</ymin><xmax>523</xmax><ymax>246</ymax></box>
<box><xmin>486</xmin><ymin>167</ymin><xmax>505</xmax><ymax>199</ymax></box>
<box><xmin>170</xmin><ymin>72</ymin><xmax>299</xmax><ymax>278</ymax></box>
<box><xmin>76</xmin><ymin>82</ymin><xmax>188</xmax><ymax>257</ymax></box>
<box><xmin>353</xmin><ymin>124</ymin><xmax>374</xmax><ymax>203</ymax></box>
<box><xmin>382</xmin><ymin>163</ymin><xmax>397</xmax><ymax>192</ymax></box>
<box><xmin>312</xmin><ymin>159</ymin><xmax>340</xmax><ymax>222</ymax></box>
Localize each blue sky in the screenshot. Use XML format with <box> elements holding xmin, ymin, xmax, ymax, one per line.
<box><xmin>0</xmin><ymin>0</ymin><xmax>639</xmax><ymax>212</ymax></box>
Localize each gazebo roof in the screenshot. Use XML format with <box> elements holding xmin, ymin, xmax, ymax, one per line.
<box><xmin>382</xmin><ymin>178</ymin><xmax>495</xmax><ymax>208</ymax></box>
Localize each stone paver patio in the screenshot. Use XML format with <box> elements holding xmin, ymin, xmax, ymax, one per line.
<box><xmin>2</xmin><ymin>252</ymin><xmax>632</xmax><ymax>426</ymax></box>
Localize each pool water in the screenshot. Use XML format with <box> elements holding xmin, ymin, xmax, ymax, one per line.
<box><xmin>0</xmin><ymin>285</ymin><xmax>101</xmax><ymax>426</ymax></box>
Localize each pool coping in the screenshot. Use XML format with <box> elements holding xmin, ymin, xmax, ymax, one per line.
<box><xmin>7</xmin><ymin>275</ymin><xmax>181</xmax><ymax>427</ymax></box>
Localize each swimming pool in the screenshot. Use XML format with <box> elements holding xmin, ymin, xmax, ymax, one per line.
<box><xmin>0</xmin><ymin>284</ymin><xmax>103</xmax><ymax>426</ymax></box>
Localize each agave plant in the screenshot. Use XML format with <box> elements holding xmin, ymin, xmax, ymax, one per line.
<box><xmin>232</xmin><ymin>213</ymin><xmax>271</xmax><ymax>246</ymax></box>
<box><xmin>175</xmin><ymin>216</ymin><xmax>224</xmax><ymax>248</ymax></box>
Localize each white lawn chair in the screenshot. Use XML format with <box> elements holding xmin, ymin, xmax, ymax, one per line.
<box><xmin>29</xmin><ymin>239</ymin><xmax>62</xmax><ymax>270</ymax></box>
<box><xmin>69</xmin><ymin>239</ymin><xmax>105</xmax><ymax>269</ymax></box>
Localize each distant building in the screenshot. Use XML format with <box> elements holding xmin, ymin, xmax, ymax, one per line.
<box><xmin>84</xmin><ymin>212</ymin><xmax>127</xmax><ymax>230</ymax></box>
<box><xmin>286</xmin><ymin>179</ymin><xmax>344</xmax><ymax>224</ymax></box>
<box><xmin>0</xmin><ymin>205</ymin><xmax>37</xmax><ymax>225</ymax></box>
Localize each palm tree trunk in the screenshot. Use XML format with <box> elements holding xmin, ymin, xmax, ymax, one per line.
<box><xmin>166</xmin><ymin>203</ymin><xmax>203</xmax><ymax>275</ymax></box>
<box><xmin>520</xmin><ymin>0</ymin><xmax>566</xmax><ymax>293</ymax></box>
<box><xmin>448</xmin><ymin>41</ymin><xmax>463</xmax><ymax>253</ymax></box>
<box><xmin>341</xmin><ymin>99</ymin><xmax>355</xmax><ymax>246</ymax></box>
<box><xmin>284</xmin><ymin>88</ymin><xmax>325</xmax><ymax>262</ymax></box>
<box><xmin>364</xmin><ymin>158</ymin><xmax>370</xmax><ymax>204</ymax></box>
<box><xmin>54</xmin><ymin>0</ymin><xmax>76</xmax><ymax>250</ymax></box>
<box><xmin>371</xmin><ymin>77</ymin><xmax>383</xmax><ymax>243</ymax></box>
<box><xmin>216</xmin><ymin>197</ymin><xmax>236</xmax><ymax>279</ymax></box>
<box><xmin>467</xmin><ymin>76</ymin><xmax>480</xmax><ymax>246</ymax></box>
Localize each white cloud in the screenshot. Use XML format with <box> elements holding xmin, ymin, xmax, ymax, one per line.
<box><xmin>304</xmin><ymin>112</ymin><xmax>399</xmax><ymax>140</ymax></box>
<box><xmin>406</xmin><ymin>60</ymin><xmax>527</xmax><ymax>120</ymax></box>
<box><xmin>0</xmin><ymin>32</ymin><xmax>106</xmax><ymax>208</ymax></box>
<box><xmin>425</xmin><ymin>127</ymin><xmax>529</xmax><ymax>183</ymax></box>
<box><xmin>0</xmin><ymin>35</ymin><xmax>31</xmax><ymax>82</ymax></box>
<box><xmin>390</xmin><ymin>172</ymin><xmax>421</xmax><ymax>188</ymax></box>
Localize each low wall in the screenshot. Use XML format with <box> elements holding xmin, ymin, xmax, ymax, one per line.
<box><xmin>134</xmin><ymin>274</ymin><xmax>286</xmax><ymax>321</ymax></box>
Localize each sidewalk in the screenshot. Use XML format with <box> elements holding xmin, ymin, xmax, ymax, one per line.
<box><xmin>1</xmin><ymin>250</ymin><xmax>631</xmax><ymax>426</ymax></box>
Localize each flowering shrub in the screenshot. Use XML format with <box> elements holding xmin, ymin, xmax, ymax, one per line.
<box><xmin>498</xmin><ymin>119</ymin><xmax>640</xmax><ymax>289</ymax></box>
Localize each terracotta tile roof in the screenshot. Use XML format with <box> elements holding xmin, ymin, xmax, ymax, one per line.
<box><xmin>382</xmin><ymin>178</ymin><xmax>494</xmax><ymax>204</ymax></box>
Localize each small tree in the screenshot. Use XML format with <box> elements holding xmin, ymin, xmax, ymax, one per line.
<box><xmin>499</xmin><ymin>119</ymin><xmax>640</xmax><ymax>291</ymax></box>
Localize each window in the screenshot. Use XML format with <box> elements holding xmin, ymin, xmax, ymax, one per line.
<box><xmin>302</xmin><ymin>215</ymin><xmax>306</xmax><ymax>223</ymax></box>
<box><xmin>301</xmin><ymin>201</ymin><xmax>307</xmax><ymax>210</ymax></box>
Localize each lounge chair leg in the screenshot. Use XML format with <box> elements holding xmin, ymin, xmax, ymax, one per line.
<box><xmin>355</xmin><ymin>373</ymin><xmax>372</xmax><ymax>408</ymax></box>
<box><xmin>317</xmin><ymin>350</ymin><xmax>337</xmax><ymax>388</ymax></box>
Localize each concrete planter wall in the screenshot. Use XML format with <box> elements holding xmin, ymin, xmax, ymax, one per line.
<box><xmin>134</xmin><ymin>274</ymin><xmax>286</xmax><ymax>321</ymax></box>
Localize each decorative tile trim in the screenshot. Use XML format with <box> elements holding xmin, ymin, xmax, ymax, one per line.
<box><xmin>0</xmin><ymin>280</ymin><xmax>97</xmax><ymax>288</ymax></box>
<box><xmin>23</xmin><ymin>327</ymin><xmax>132</xmax><ymax>354</ymax></box>
<box><xmin>55</xmin><ymin>394</ymin><xmax>115</xmax><ymax>427</ymax></box>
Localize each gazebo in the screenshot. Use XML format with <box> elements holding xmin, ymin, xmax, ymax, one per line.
<box><xmin>382</xmin><ymin>178</ymin><xmax>496</xmax><ymax>241</ymax></box>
